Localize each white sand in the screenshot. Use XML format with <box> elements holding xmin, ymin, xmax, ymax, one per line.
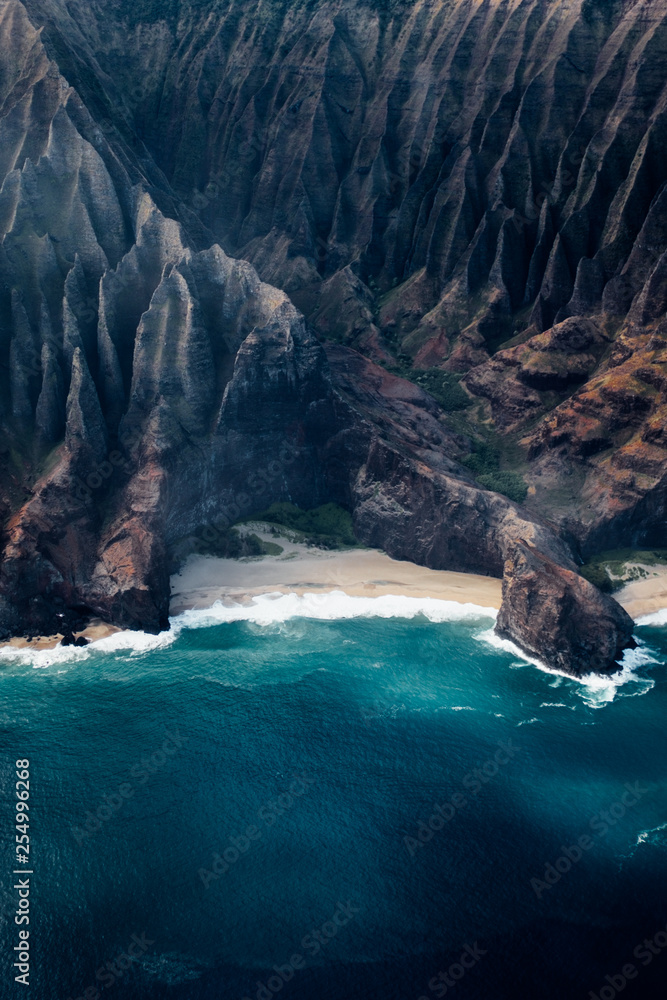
<box><xmin>615</xmin><ymin>565</ymin><xmax>667</xmax><ymax>619</ymax></box>
<box><xmin>170</xmin><ymin>524</ymin><xmax>503</xmax><ymax>614</ymax></box>
<box><xmin>170</xmin><ymin>529</ymin><xmax>667</xmax><ymax>622</ymax></box>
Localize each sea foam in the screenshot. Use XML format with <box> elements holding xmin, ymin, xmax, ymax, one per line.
<box><xmin>635</xmin><ymin>821</ymin><xmax>667</xmax><ymax>848</ymax></box>
<box><xmin>0</xmin><ymin>591</ymin><xmax>497</xmax><ymax>669</ymax></box>
<box><xmin>476</xmin><ymin>628</ymin><xmax>659</xmax><ymax>708</ymax></box>
<box><xmin>636</xmin><ymin>608</ymin><xmax>667</xmax><ymax>627</ymax></box>
<box><xmin>170</xmin><ymin>590</ymin><xmax>499</xmax><ymax>628</ymax></box>
<box><xmin>0</xmin><ymin>624</ymin><xmax>178</xmax><ymax>669</ymax></box>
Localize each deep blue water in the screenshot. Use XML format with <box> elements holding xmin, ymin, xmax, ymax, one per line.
<box><xmin>1</xmin><ymin>597</ymin><xmax>666</xmax><ymax>1000</ymax></box>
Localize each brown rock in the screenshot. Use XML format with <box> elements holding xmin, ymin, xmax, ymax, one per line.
<box><xmin>464</xmin><ymin>317</ymin><xmax>609</xmax><ymax>429</ymax></box>
<box><xmin>495</xmin><ymin>542</ymin><xmax>636</xmax><ymax>677</ymax></box>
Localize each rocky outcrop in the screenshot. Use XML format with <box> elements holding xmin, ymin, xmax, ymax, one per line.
<box><xmin>0</xmin><ymin>1</ymin><xmax>345</xmax><ymax>637</ymax></box>
<box><xmin>16</xmin><ymin>0</ymin><xmax>667</xmax><ymax>562</ymax></box>
<box><xmin>327</xmin><ymin>344</ymin><xmax>576</xmax><ymax>576</ymax></box>
<box><xmin>515</xmin><ymin>321</ymin><xmax>667</xmax><ymax>556</ymax></box>
<box><xmin>496</xmin><ymin>542</ymin><xmax>636</xmax><ymax>677</ymax></box>
<box><xmin>463</xmin><ymin>316</ymin><xmax>610</xmax><ymax>429</ymax></box>
<box><xmin>65</xmin><ymin>348</ymin><xmax>108</xmax><ymax>462</ymax></box>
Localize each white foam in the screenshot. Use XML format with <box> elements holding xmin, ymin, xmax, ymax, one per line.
<box><xmin>476</xmin><ymin>628</ymin><xmax>660</xmax><ymax>709</ymax></box>
<box><xmin>170</xmin><ymin>590</ymin><xmax>499</xmax><ymax>629</ymax></box>
<box><xmin>636</xmin><ymin>608</ymin><xmax>667</xmax><ymax>627</ymax></box>
<box><xmin>92</xmin><ymin>629</ymin><xmax>178</xmax><ymax>656</ymax></box>
<box><xmin>475</xmin><ymin>628</ymin><xmax>547</xmax><ymax>670</ymax></box>
<box><xmin>635</xmin><ymin>822</ymin><xmax>667</xmax><ymax>847</ymax></box>
<box><xmin>0</xmin><ymin>592</ymin><xmax>497</xmax><ymax>669</ymax></box>
<box><xmin>0</xmin><ymin>642</ymin><xmax>93</xmax><ymax>669</ymax></box>
<box><xmin>0</xmin><ymin>625</ymin><xmax>178</xmax><ymax>669</ymax></box>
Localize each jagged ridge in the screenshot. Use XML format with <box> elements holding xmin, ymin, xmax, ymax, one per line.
<box><xmin>18</xmin><ymin>0</ymin><xmax>667</xmax><ymax>568</ymax></box>
<box><xmin>0</xmin><ymin>0</ymin><xmax>639</xmax><ymax>676</ymax></box>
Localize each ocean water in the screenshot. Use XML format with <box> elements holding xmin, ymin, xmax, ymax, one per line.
<box><xmin>1</xmin><ymin>593</ymin><xmax>666</xmax><ymax>1000</ymax></box>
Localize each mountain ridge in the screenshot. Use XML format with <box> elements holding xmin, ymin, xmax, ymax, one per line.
<box><xmin>0</xmin><ymin>0</ymin><xmax>658</xmax><ymax>674</ymax></box>
<box><xmin>21</xmin><ymin>0</ymin><xmax>667</xmax><ymax>563</ymax></box>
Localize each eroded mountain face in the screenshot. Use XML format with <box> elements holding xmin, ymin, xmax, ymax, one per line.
<box><xmin>0</xmin><ymin>0</ymin><xmax>658</xmax><ymax>674</ymax></box>
<box><xmin>0</xmin><ymin>0</ymin><xmax>346</xmax><ymax>635</ymax></box>
<box><xmin>25</xmin><ymin>0</ymin><xmax>666</xmax><ymax>555</ymax></box>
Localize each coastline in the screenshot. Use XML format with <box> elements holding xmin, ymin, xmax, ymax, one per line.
<box><xmin>169</xmin><ymin>545</ymin><xmax>504</xmax><ymax>615</ymax></box>
<box><xmin>0</xmin><ymin>621</ymin><xmax>120</xmax><ymax>653</ymax></box>
<box><xmin>170</xmin><ymin>529</ymin><xmax>667</xmax><ymax>623</ymax></box>
<box><xmin>615</xmin><ymin>566</ymin><xmax>667</xmax><ymax>619</ymax></box>
<box><xmin>3</xmin><ymin>540</ymin><xmax>667</xmax><ymax>654</ymax></box>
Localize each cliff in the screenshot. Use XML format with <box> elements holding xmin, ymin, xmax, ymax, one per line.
<box><xmin>0</xmin><ymin>0</ymin><xmax>663</xmax><ymax>676</ymax></box>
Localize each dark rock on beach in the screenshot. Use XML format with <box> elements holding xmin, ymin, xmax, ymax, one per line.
<box><xmin>496</xmin><ymin>542</ymin><xmax>636</xmax><ymax>677</ymax></box>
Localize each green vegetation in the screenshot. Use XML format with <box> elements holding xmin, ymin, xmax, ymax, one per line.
<box><xmin>580</xmin><ymin>549</ymin><xmax>667</xmax><ymax>593</ymax></box>
<box><xmin>255</xmin><ymin>536</ymin><xmax>284</xmax><ymax>556</ymax></box>
<box><xmin>459</xmin><ymin>439</ymin><xmax>500</xmax><ymax>477</ymax></box>
<box><xmin>170</xmin><ymin>526</ymin><xmax>284</xmax><ymax>570</ymax></box>
<box><xmin>459</xmin><ymin>439</ymin><xmax>528</xmax><ymax>504</ymax></box>
<box><xmin>476</xmin><ymin>471</ymin><xmax>528</xmax><ymax>505</ymax></box>
<box><xmin>580</xmin><ymin>562</ymin><xmax>615</xmax><ymax>593</ymax></box>
<box><xmin>410</xmin><ymin>370</ymin><xmax>472</xmax><ymax>412</ymax></box>
<box><xmin>197</xmin><ymin>527</ymin><xmax>265</xmax><ymax>559</ymax></box>
<box><xmin>170</xmin><ymin>503</ymin><xmax>357</xmax><ymax>568</ymax></box>
<box><xmin>247</xmin><ymin>502</ymin><xmax>358</xmax><ymax>549</ymax></box>
<box><xmin>383</xmin><ymin>359</ymin><xmax>473</xmax><ymax>412</ymax></box>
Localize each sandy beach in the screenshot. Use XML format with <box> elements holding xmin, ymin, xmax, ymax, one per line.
<box><xmin>3</xmin><ymin>533</ymin><xmax>666</xmax><ymax>654</ymax></box>
<box><xmin>615</xmin><ymin>566</ymin><xmax>667</xmax><ymax>619</ymax></box>
<box><xmin>170</xmin><ymin>526</ymin><xmax>503</xmax><ymax>615</ymax></box>
<box><xmin>170</xmin><ymin>528</ymin><xmax>667</xmax><ymax>622</ymax></box>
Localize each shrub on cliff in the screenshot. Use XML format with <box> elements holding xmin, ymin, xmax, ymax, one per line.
<box><xmin>411</xmin><ymin>371</ymin><xmax>472</xmax><ymax>412</ymax></box>
<box><xmin>579</xmin><ymin>562</ymin><xmax>614</xmax><ymax>593</ymax></box>
<box><xmin>477</xmin><ymin>471</ymin><xmax>528</xmax><ymax>505</ymax></box>
<box><xmin>247</xmin><ymin>502</ymin><xmax>358</xmax><ymax>548</ymax></box>
<box><xmin>580</xmin><ymin>549</ymin><xmax>667</xmax><ymax>593</ymax></box>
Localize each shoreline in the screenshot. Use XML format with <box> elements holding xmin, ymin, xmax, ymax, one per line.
<box><xmin>169</xmin><ymin>542</ymin><xmax>504</xmax><ymax>616</ymax></box>
<box><xmin>3</xmin><ymin>537</ymin><xmax>667</xmax><ymax>653</ymax></box>
<box><xmin>0</xmin><ymin>621</ymin><xmax>121</xmax><ymax>654</ymax></box>
<box><xmin>169</xmin><ymin>528</ymin><xmax>667</xmax><ymax>623</ymax></box>
<box><xmin>614</xmin><ymin>565</ymin><xmax>667</xmax><ymax>619</ymax></box>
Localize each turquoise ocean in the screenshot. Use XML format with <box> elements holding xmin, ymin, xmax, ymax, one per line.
<box><xmin>1</xmin><ymin>592</ymin><xmax>666</xmax><ymax>999</ymax></box>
